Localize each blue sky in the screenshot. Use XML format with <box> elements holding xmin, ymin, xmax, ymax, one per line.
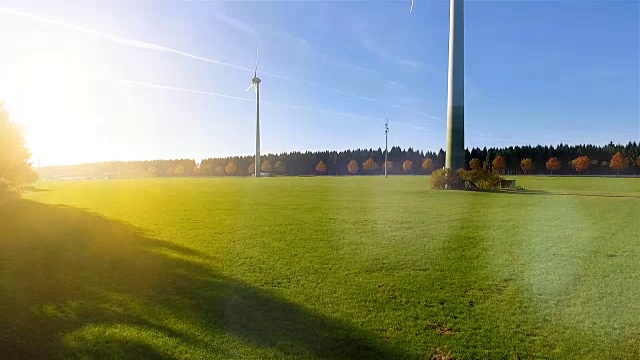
<box><xmin>0</xmin><ymin>0</ymin><xmax>638</xmax><ymax>165</ymax></box>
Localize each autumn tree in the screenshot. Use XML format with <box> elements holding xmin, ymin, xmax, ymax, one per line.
<box><xmin>214</xmin><ymin>165</ymin><xmax>224</xmax><ymax>176</ymax></box>
<box><xmin>572</xmin><ymin>156</ymin><xmax>590</xmax><ymax>175</ymax></box>
<box><xmin>637</xmin><ymin>156</ymin><xmax>640</xmax><ymax>168</ymax></box>
<box><xmin>316</xmin><ymin>160</ymin><xmax>328</xmax><ymax>174</ymax></box>
<box><xmin>402</xmin><ymin>160</ymin><xmax>413</xmax><ymax>173</ymax></box>
<box><xmin>166</xmin><ymin>167</ymin><xmax>175</xmax><ymax>176</ymax></box>
<box><xmin>248</xmin><ymin>163</ymin><xmax>255</xmax><ymax>174</ymax></box>
<box><xmin>385</xmin><ymin>161</ymin><xmax>393</xmax><ymax>172</ymax></box>
<box><xmin>609</xmin><ymin>152</ymin><xmax>628</xmax><ymax>175</ymax></box>
<box><xmin>362</xmin><ymin>157</ymin><xmax>379</xmax><ymax>173</ymax></box>
<box><xmin>469</xmin><ymin>158</ymin><xmax>482</xmax><ymax>171</ymax></box>
<box><xmin>422</xmin><ymin>158</ymin><xmax>434</xmax><ymax>173</ymax></box>
<box><xmin>546</xmin><ymin>157</ymin><xmax>561</xmax><ymax>175</ymax></box>
<box><xmin>175</xmin><ymin>165</ymin><xmax>185</xmax><ymax>176</ymax></box>
<box><xmin>347</xmin><ymin>160</ymin><xmax>359</xmax><ymax>175</ymax></box>
<box><xmin>520</xmin><ymin>158</ymin><xmax>533</xmax><ymax>175</ymax></box>
<box><xmin>274</xmin><ymin>161</ymin><xmax>285</xmax><ymax>175</ymax></box>
<box><xmin>0</xmin><ymin>102</ymin><xmax>37</xmax><ymax>188</ymax></box>
<box><xmin>225</xmin><ymin>162</ymin><xmax>237</xmax><ymax>175</ymax></box>
<box><xmin>198</xmin><ymin>164</ymin><xmax>211</xmax><ymax>175</ymax></box>
<box><xmin>492</xmin><ymin>155</ymin><xmax>505</xmax><ymax>174</ymax></box>
<box><xmin>261</xmin><ymin>160</ymin><xmax>273</xmax><ymax>173</ymax></box>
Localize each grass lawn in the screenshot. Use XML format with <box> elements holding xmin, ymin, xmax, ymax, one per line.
<box><xmin>1</xmin><ymin>176</ymin><xmax>639</xmax><ymax>359</ymax></box>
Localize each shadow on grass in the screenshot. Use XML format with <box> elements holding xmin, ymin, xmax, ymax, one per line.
<box><xmin>21</xmin><ymin>185</ymin><xmax>52</xmax><ymax>192</ymax></box>
<box><xmin>0</xmin><ymin>197</ymin><xmax>406</xmax><ymax>359</ymax></box>
<box><xmin>480</xmin><ymin>188</ymin><xmax>640</xmax><ymax>199</ymax></box>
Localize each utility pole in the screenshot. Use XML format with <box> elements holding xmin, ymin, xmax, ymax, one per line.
<box><xmin>385</xmin><ymin>119</ymin><xmax>389</xmax><ymax>178</ymax></box>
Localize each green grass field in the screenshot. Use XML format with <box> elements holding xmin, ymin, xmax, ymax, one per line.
<box><xmin>2</xmin><ymin>176</ymin><xmax>639</xmax><ymax>359</ymax></box>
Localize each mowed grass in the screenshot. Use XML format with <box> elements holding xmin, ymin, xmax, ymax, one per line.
<box><xmin>1</xmin><ymin>176</ymin><xmax>639</xmax><ymax>359</ymax></box>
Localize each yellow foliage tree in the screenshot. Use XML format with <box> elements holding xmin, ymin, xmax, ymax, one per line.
<box><xmin>546</xmin><ymin>157</ymin><xmax>561</xmax><ymax>175</ymax></box>
<box><xmin>469</xmin><ymin>158</ymin><xmax>481</xmax><ymax>170</ymax></box>
<box><xmin>422</xmin><ymin>158</ymin><xmax>434</xmax><ymax>173</ymax></box>
<box><xmin>261</xmin><ymin>160</ymin><xmax>273</xmax><ymax>173</ymax></box>
<box><xmin>248</xmin><ymin>163</ymin><xmax>255</xmax><ymax>174</ymax></box>
<box><xmin>362</xmin><ymin>157</ymin><xmax>379</xmax><ymax>173</ymax></box>
<box><xmin>572</xmin><ymin>156</ymin><xmax>590</xmax><ymax>175</ymax></box>
<box><xmin>225</xmin><ymin>162</ymin><xmax>236</xmax><ymax>175</ymax></box>
<box><xmin>609</xmin><ymin>152</ymin><xmax>628</xmax><ymax>175</ymax></box>
<box><xmin>0</xmin><ymin>102</ymin><xmax>38</xmax><ymax>188</ymax></box>
<box><xmin>492</xmin><ymin>155</ymin><xmax>505</xmax><ymax>174</ymax></box>
<box><xmin>402</xmin><ymin>160</ymin><xmax>413</xmax><ymax>173</ymax></box>
<box><xmin>175</xmin><ymin>165</ymin><xmax>185</xmax><ymax>176</ymax></box>
<box><xmin>316</xmin><ymin>160</ymin><xmax>328</xmax><ymax>174</ymax></box>
<box><xmin>347</xmin><ymin>160</ymin><xmax>359</xmax><ymax>175</ymax></box>
<box><xmin>520</xmin><ymin>158</ymin><xmax>532</xmax><ymax>175</ymax></box>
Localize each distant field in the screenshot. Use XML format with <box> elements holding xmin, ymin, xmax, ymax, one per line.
<box><xmin>2</xmin><ymin>176</ymin><xmax>639</xmax><ymax>359</ymax></box>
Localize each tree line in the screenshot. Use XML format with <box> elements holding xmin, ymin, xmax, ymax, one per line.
<box><xmin>36</xmin><ymin>142</ymin><xmax>640</xmax><ymax>179</ymax></box>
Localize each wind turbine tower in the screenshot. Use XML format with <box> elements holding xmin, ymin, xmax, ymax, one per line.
<box><xmin>445</xmin><ymin>0</ymin><xmax>465</xmax><ymax>170</ymax></box>
<box><xmin>411</xmin><ymin>0</ymin><xmax>465</xmax><ymax>170</ymax></box>
<box><xmin>246</xmin><ymin>46</ymin><xmax>261</xmax><ymax>177</ymax></box>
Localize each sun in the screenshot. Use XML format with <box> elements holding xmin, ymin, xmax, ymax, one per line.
<box><xmin>3</xmin><ymin>52</ymin><xmax>99</xmax><ymax>165</ymax></box>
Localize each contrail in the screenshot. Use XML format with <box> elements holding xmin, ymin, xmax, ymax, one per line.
<box><xmin>120</xmin><ymin>80</ymin><xmax>252</xmax><ymax>102</ymax></box>
<box><xmin>0</xmin><ymin>7</ymin><xmax>254</xmax><ymax>72</ymax></box>
<box><xmin>121</xmin><ymin>79</ymin><xmax>430</xmax><ymax>130</ymax></box>
<box><xmin>1</xmin><ymin>6</ymin><xmax>443</xmax><ymax>122</ymax></box>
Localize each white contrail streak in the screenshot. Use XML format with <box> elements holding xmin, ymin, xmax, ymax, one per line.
<box><xmin>0</xmin><ymin>7</ymin><xmax>253</xmax><ymax>72</ymax></box>
<box><xmin>1</xmin><ymin>6</ymin><xmax>443</xmax><ymax>122</ymax></box>
<box><xmin>120</xmin><ymin>80</ymin><xmax>252</xmax><ymax>102</ymax></box>
<box><xmin>121</xmin><ymin>79</ymin><xmax>430</xmax><ymax>130</ymax></box>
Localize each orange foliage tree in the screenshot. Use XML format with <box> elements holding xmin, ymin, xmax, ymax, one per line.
<box><xmin>572</xmin><ymin>156</ymin><xmax>590</xmax><ymax>175</ymax></box>
<box><xmin>347</xmin><ymin>160</ymin><xmax>359</xmax><ymax>175</ymax></box>
<box><xmin>402</xmin><ymin>160</ymin><xmax>413</xmax><ymax>173</ymax></box>
<box><xmin>385</xmin><ymin>161</ymin><xmax>393</xmax><ymax>171</ymax></box>
<box><xmin>422</xmin><ymin>158</ymin><xmax>434</xmax><ymax>173</ymax></box>
<box><xmin>316</xmin><ymin>160</ymin><xmax>328</xmax><ymax>174</ymax></box>
<box><xmin>637</xmin><ymin>156</ymin><xmax>640</xmax><ymax>168</ymax></box>
<box><xmin>362</xmin><ymin>157</ymin><xmax>379</xmax><ymax>173</ymax></box>
<box><xmin>469</xmin><ymin>158</ymin><xmax>481</xmax><ymax>171</ymax></box>
<box><xmin>261</xmin><ymin>160</ymin><xmax>273</xmax><ymax>173</ymax></box>
<box><xmin>492</xmin><ymin>155</ymin><xmax>505</xmax><ymax>174</ymax></box>
<box><xmin>609</xmin><ymin>152</ymin><xmax>628</xmax><ymax>175</ymax></box>
<box><xmin>248</xmin><ymin>163</ymin><xmax>255</xmax><ymax>174</ymax></box>
<box><xmin>520</xmin><ymin>158</ymin><xmax>533</xmax><ymax>175</ymax></box>
<box><xmin>225</xmin><ymin>162</ymin><xmax>236</xmax><ymax>175</ymax></box>
<box><xmin>546</xmin><ymin>157</ymin><xmax>561</xmax><ymax>175</ymax></box>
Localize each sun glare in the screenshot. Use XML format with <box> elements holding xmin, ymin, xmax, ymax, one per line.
<box><xmin>4</xmin><ymin>52</ymin><xmax>99</xmax><ymax>165</ymax></box>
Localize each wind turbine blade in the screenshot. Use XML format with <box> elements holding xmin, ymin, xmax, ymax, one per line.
<box><xmin>246</xmin><ymin>83</ymin><xmax>254</xmax><ymax>92</ymax></box>
<box><xmin>410</xmin><ymin>0</ymin><xmax>415</xmax><ymax>13</ymax></box>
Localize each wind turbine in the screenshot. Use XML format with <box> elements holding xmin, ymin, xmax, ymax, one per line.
<box><xmin>410</xmin><ymin>0</ymin><xmax>465</xmax><ymax>170</ymax></box>
<box><xmin>246</xmin><ymin>45</ymin><xmax>261</xmax><ymax>177</ymax></box>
